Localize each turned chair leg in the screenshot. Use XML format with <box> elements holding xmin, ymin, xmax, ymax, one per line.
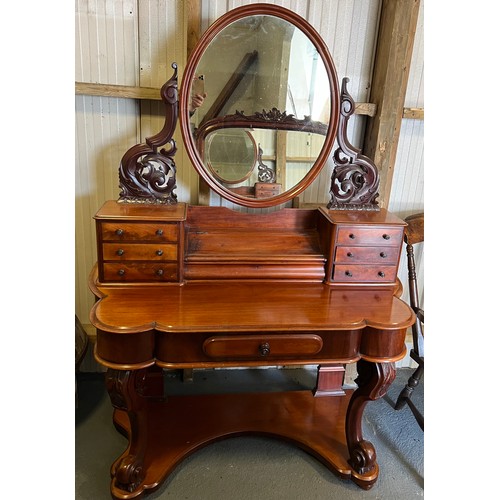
<box><xmin>395</xmin><ymin>358</ymin><xmax>424</xmax><ymax>430</ymax></box>
<box><xmin>395</xmin><ymin>362</ymin><xmax>423</xmax><ymax>410</ymax></box>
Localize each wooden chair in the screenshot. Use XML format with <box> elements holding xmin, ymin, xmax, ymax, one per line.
<box><xmin>395</xmin><ymin>213</ymin><xmax>424</xmax><ymax>430</ymax></box>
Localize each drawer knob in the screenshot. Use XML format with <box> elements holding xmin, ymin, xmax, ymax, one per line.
<box><xmin>345</xmin><ymin>270</ymin><xmax>353</xmax><ymax>277</ymax></box>
<box><xmin>115</xmin><ymin>229</ymin><xmax>124</xmax><ymax>236</ymax></box>
<box><xmin>349</xmin><ymin>233</ymin><xmax>355</xmax><ymax>239</ymax></box>
<box><xmin>380</xmin><ymin>252</ymin><xmax>387</xmax><ymax>258</ymax></box>
<box><xmin>382</xmin><ymin>234</ymin><xmax>390</xmax><ymax>240</ymax></box>
<box><xmin>259</xmin><ymin>342</ymin><xmax>271</xmax><ymax>357</ymax></box>
<box><xmin>156</xmin><ymin>229</ymin><xmax>164</xmax><ymax>236</ymax></box>
<box><xmin>378</xmin><ymin>271</ymin><xmax>385</xmax><ymax>278</ymax></box>
<box><xmin>347</xmin><ymin>252</ymin><xmax>353</xmax><ymax>258</ymax></box>
<box><xmin>116</xmin><ymin>249</ymin><xmax>125</xmax><ymax>256</ymax></box>
<box><xmin>156</xmin><ymin>249</ymin><xmax>164</xmax><ymax>256</ymax></box>
<box><xmin>117</xmin><ymin>269</ymin><xmax>125</xmax><ymax>276</ymax></box>
<box><xmin>156</xmin><ymin>269</ymin><xmax>164</xmax><ymax>276</ymax></box>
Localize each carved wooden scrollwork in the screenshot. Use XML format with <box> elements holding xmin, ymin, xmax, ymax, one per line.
<box><xmin>345</xmin><ymin>360</ymin><xmax>396</xmax><ymax>479</ymax></box>
<box><xmin>257</xmin><ymin>144</ymin><xmax>275</xmax><ymax>183</ymax></box>
<box><xmin>195</xmin><ymin>108</ymin><xmax>329</xmax><ymax>139</ymax></box>
<box><xmin>118</xmin><ymin>63</ymin><xmax>179</xmax><ymax>204</ymax></box>
<box><xmin>328</xmin><ymin>77</ymin><xmax>380</xmax><ymax>210</ymax></box>
<box><xmin>106</xmin><ymin>369</ymin><xmax>149</xmax><ymax>493</ymax></box>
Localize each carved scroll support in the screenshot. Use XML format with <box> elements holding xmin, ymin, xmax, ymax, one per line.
<box><xmin>345</xmin><ymin>360</ymin><xmax>396</xmax><ymax>489</ymax></box>
<box><xmin>106</xmin><ymin>368</ymin><xmax>150</xmax><ymax>495</ymax></box>
<box><xmin>118</xmin><ymin>63</ymin><xmax>179</xmax><ymax>204</ymax></box>
<box><xmin>328</xmin><ymin>77</ymin><xmax>380</xmax><ymax>210</ymax></box>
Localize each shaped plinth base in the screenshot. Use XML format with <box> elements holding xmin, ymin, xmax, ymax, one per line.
<box><xmin>109</xmin><ymin>389</ymin><xmax>378</xmax><ymax>499</ymax></box>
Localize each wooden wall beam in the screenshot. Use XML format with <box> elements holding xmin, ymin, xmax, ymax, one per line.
<box><xmin>362</xmin><ymin>0</ymin><xmax>421</xmax><ymax>208</ymax></box>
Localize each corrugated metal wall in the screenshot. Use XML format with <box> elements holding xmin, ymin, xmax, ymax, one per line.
<box><xmin>75</xmin><ymin>0</ymin><xmax>424</xmax><ymax>358</ymax></box>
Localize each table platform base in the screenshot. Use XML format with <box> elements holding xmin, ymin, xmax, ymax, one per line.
<box><xmin>110</xmin><ymin>389</ymin><xmax>379</xmax><ymax>499</ymax></box>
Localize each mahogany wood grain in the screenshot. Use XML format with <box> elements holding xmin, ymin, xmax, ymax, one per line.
<box><xmin>102</xmin><ymin>243</ymin><xmax>178</xmax><ymax>262</ymax></box>
<box><xmin>108</xmin><ymin>386</ymin><xmax>368</xmax><ymax>499</ymax></box>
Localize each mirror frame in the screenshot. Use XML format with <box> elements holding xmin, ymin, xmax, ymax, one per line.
<box><xmin>179</xmin><ymin>3</ymin><xmax>340</xmax><ymax>208</ymax></box>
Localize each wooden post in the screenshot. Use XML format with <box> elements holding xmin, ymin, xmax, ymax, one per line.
<box><xmin>362</xmin><ymin>0</ymin><xmax>420</xmax><ymax>208</ymax></box>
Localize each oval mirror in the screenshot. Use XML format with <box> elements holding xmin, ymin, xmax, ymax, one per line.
<box><xmin>205</xmin><ymin>128</ymin><xmax>257</xmax><ymax>185</ymax></box>
<box><xmin>180</xmin><ymin>4</ymin><xmax>340</xmax><ymax>207</ymax></box>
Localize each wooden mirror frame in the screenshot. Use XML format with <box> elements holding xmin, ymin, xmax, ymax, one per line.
<box><xmin>179</xmin><ymin>3</ymin><xmax>341</xmax><ymax>208</ymax></box>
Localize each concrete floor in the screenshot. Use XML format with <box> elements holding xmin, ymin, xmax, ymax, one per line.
<box><xmin>76</xmin><ymin>367</ymin><xmax>423</xmax><ymax>500</ymax></box>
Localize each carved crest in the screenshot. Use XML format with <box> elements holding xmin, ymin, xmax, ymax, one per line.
<box><xmin>118</xmin><ymin>63</ymin><xmax>179</xmax><ymax>204</ymax></box>
<box><xmin>328</xmin><ymin>77</ymin><xmax>380</xmax><ymax>210</ymax></box>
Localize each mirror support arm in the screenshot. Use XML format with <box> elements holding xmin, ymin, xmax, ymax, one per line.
<box><xmin>117</xmin><ymin>63</ymin><xmax>179</xmax><ymax>205</ymax></box>
<box><xmin>328</xmin><ymin>78</ymin><xmax>380</xmax><ymax>211</ymax></box>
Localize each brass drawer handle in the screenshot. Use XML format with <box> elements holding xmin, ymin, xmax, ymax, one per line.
<box><xmin>382</xmin><ymin>234</ymin><xmax>391</xmax><ymax>240</ymax></box>
<box><xmin>259</xmin><ymin>342</ymin><xmax>271</xmax><ymax>357</ymax></box>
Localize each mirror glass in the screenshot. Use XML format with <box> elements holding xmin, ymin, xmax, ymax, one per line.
<box><xmin>181</xmin><ymin>6</ymin><xmax>339</xmax><ymax>207</ymax></box>
<box><xmin>205</xmin><ymin>129</ymin><xmax>257</xmax><ymax>184</ymax></box>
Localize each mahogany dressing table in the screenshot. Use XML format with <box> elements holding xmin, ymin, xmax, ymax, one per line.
<box><xmin>89</xmin><ymin>5</ymin><xmax>415</xmax><ymax>499</ymax></box>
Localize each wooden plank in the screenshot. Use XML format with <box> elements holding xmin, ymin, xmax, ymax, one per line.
<box><xmin>75</xmin><ymin>82</ymin><xmax>162</xmax><ymax>100</ymax></box>
<box><xmin>362</xmin><ymin>0</ymin><xmax>421</xmax><ymax>208</ymax></box>
<box><xmin>198</xmin><ymin>51</ymin><xmax>258</xmax><ymax>127</ymax></box>
<box><xmin>187</xmin><ymin>0</ymin><xmax>201</xmax><ymax>58</ymax></box>
<box><xmin>75</xmin><ymin>81</ymin><xmax>385</xmax><ymax>117</ymax></box>
<box><xmin>403</xmin><ymin>107</ymin><xmax>424</xmax><ymax>120</ymax></box>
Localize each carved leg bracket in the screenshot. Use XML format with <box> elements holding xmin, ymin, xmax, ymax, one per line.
<box><xmin>106</xmin><ymin>368</ymin><xmax>152</xmax><ymax>497</ymax></box>
<box><xmin>345</xmin><ymin>360</ymin><xmax>395</xmax><ymax>489</ymax></box>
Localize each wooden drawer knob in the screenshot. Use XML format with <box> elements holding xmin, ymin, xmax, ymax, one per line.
<box><xmin>345</xmin><ymin>270</ymin><xmax>353</xmax><ymax>277</ymax></box>
<box><xmin>116</xmin><ymin>249</ymin><xmax>125</xmax><ymax>256</ymax></box>
<box><xmin>378</xmin><ymin>271</ymin><xmax>385</xmax><ymax>277</ymax></box>
<box><xmin>380</xmin><ymin>252</ymin><xmax>387</xmax><ymax>258</ymax></box>
<box><xmin>156</xmin><ymin>269</ymin><xmax>164</xmax><ymax>276</ymax></box>
<box><xmin>349</xmin><ymin>233</ymin><xmax>355</xmax><ymax>239</ymax></box>
<box><xmin>115</xmin><ymin>229</ymin><xmax>124</xmax><ymax>236</ymax></box>
<box><xmin>347</xmin><ymin>252</ymin><xmax>353</xmax><ymax>258</ymax></box>
<box><xmin>259</xmin><ymin>342</ymin><xmax>271</xmax><ymax>357</ymax></box>
<box><xmin>382</xmin><ymin>234</ymin><xmax>391</xmax><ymax>240</ymax></box>
<box><xmin>156</xmin><ymin>229</ymin><xmax>164</xmax><ymax>236</ymax></box>
<box><xmin>117</xmin><ymin>269</ymin><xmax>125</xmax><ymax>276</ymax></box>
<box><xmin>156</xmin><ymin>249</ymin><xmax>164</xmax><ymax>256</ymax></box>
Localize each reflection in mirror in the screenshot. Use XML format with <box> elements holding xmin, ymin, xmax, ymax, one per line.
<box><xmin>180</xmin><ymin>5</ymin><xmax>340</xmax><ymax>207</ymax></box>
<box><xmin>188</xmin><ymin>14</ymin><xmax>331</xmax><ymax>200</ymax></box>
<box><xmin>203</xmin><ymin>128</ymin><xmax>328</xmax><ymax>198</ymax></box>
<box><xmin>205</xmin><ymin>129</ymin><xmax>257</xmax><ymax>184</ymax></box>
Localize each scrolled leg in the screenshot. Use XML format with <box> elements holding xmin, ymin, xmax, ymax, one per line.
<box><xmin>345</xmin><ymin>360</ymin><xmax>396</xmax><ymax>489</ymax></box>
<box><xmin>106</xmin><ymin>368</ymin><xmax>150</xmax><ymax>496</ymax></box>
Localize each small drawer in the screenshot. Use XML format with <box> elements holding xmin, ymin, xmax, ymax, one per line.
<box><xmin>102</xmin><ymin>243</ymin><xmax>178</xmax><ymax>261</ymax></box>
<box><xmin>334</xmin><ymin>246</ymin><xmax>400</xmax><ymax>264</ymax></box>
<box><xmin>203</xmin><ymin>334</ymin><xmax>323</xmax><ymax>359</ymax></box>
<box><xmin>100</xmin><ymin>222</ymin><xmax>178</xmax><ymax>242</ymax></box>
<box><xmin>333</xmin><ymin>265</ymin><xmax>397</xmax><ymax>283</ymax></box>
<box><xmin>336</xmin><ymin>226</ymin><xmax>403</xmax><ymax>246</ymax></box>
<box><xmin>102</xmin><ymin>262</ymin><xmax>178</xmax><ymax>282</ymax></box>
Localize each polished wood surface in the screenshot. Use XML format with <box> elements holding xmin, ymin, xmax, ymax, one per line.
<box><xmin>105</xmin><ymin>357</ymin><xmax>395</xmax><ymax>499</ymax></box>
<box><xmin>90</xmin><ymin>202</ymin><xmax>414</xmax><ymax>498</ymax></box>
